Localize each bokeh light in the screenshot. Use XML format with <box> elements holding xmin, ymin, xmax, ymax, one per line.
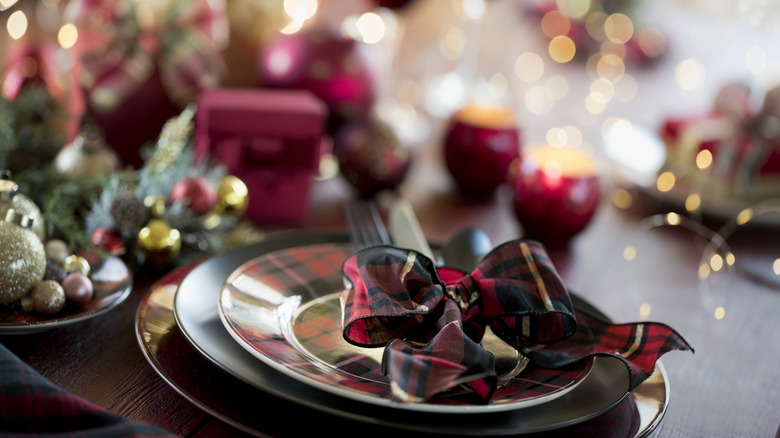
<box><xmin>356</xmin><ymin>12</ymin><xmax>385</xmax><ymax>44</ymax></box>
<box><xmin>549</xmin><ymin>35</ymin><xmax>576</xmax><ymax>63</ymax></box>
<box><xmin>0</xmin><ymin>0</ymin><xmax>19</xmax><ymax>11</ymax></box>
<box><xmin>7</xmin><ymin>10</ymin><xmax>27</xmax><ymax>40</ymax></box>
<box><xmin>524</xmin><ymin>85</ymin><xmax>554</xmax><ymax>115</ymax></box>
<box><xmin>57</xmin><ymin>23</ymin><xmax>78</xmax><ymax>49</ymax></box>
<box><xmin>612</xmin><ymin>188</ymin><xmax>633</xmax><ymax>209</ymax></box>
<box><xmin>541</xmin><ymin>10</ymin><xmax>570</xmax><ymax>38</ymax></box>
<box><xmin>545</xmin><ymin>75</ymin><xmax>569</xmax><ymax>100</ymax></box>
<box><xmin>676</xmin><ymin>58</ymin><xmax>705</xmax><ymax>91</ymax></box>
<box><xmin>685</xmin><ymin>194</ymin><xmax>701</xmax><ymax>212</ymax></box>
<box><xmin>623</xmin><ymin>245</ymin><xmax>637</xmax><ymax>261</ymax></box>
<box><xmin>604</xmin><ymin>13</ymin><xmax>633</xmax><ymax>44</ymax></box>
<box><xmin>441</xmin><ymin>26</ymin><xmax>465</xmax><ymax>61</ymax></box>
<box><xmin>696</xmin><ymin>149</ymin><xmax>713</xmax><ymax>169</ymax></box>
<box><xmin>556</xmin><ymin>0</ymin><xmax>591</xmax><ymax>19</ymax></box>
<box><xmin>656</xmin><ymin>171</ymin><xmax>676</xmax><ymax>192</ymax></box>
<box><xmin>745</xmin><ymin>44</ymin><xmax>767</xmax><ymax>75</ymax></box>
<box><xmin>514</xmin><ymin>52</ymin><xmax>544</xmax><ymax>82</ymax></box>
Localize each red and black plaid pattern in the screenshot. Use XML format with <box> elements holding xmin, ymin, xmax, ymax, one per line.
<box><xmin>342</xmin><ymin>239</ymin><xmax>693</xmax><ymax>404</ymax></box>
<box><xmin>0</xmin><ymin>343</ymin><xmax>178</xmax><ymax>437</ymax></box>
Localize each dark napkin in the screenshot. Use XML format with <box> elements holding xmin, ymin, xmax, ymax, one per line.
<box><xmin>342</xmin><ymin>239</ymin><xmax>693</xmax><ymax>403</ymax></box>
<box><xmin>0</xmin><ymin>342</ymin><xmax>178</xmax><ymax>437</ymax></box>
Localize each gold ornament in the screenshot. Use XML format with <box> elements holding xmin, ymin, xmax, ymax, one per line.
<box><xmin>29</xmin><ymin>280</ymin><xmax>66</xmax><ymax>314</ymax></box>
<box><xmin>215</xmin><ymin>175</ymin><xmax>249</xmax><ymax>216</ymax></box>
<box><xmin>63</xmin><ymin>254</ymin><xmax>91</xmax><ymax>276</ymax></box>
<box><xmin>0</xmin><ymin>179</ymin><xmax>45</xmax><ymax>240</ymax></box>
<box><xmin>137</xmin><ymin>219</ymin><xmax>181</xmax><ymax>261</ymax></box>
<box><xmin>54</xmin><ymin>125</ymin><xmax>120</xmax><ymax>180</ymax></box>
<box><xmin>0</xmin><ymin>210</ymin><xmax>47</xmax><ymax>305</ymax></box>
<box><xmin>144</xmin><ymin>195</ymin><xmax>167</xmax><ymax>218</ymax></box>
<box><xmin>45</xmin><ymin>239</ymin><xmax>71</xmax><ymax>264</ymax></box>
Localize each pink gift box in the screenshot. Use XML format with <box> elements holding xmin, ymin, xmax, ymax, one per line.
<box><xmin>195</xmin><ymin>88</ymin><xmax>328</xmax><ymax>223</ymax></box>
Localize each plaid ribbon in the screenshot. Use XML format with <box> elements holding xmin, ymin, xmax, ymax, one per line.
<box><xmin>341</xmin><ymin>239</ymin><xmax>693</xmax><ymax>404</ymax></box>
<box><xmin>68</xmin><ymin>0</ymin><xmax>228</xmax><ymax>112</ymax></box>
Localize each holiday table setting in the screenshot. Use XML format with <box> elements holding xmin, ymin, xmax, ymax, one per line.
<box><xmin>1</xmin><ymin>0</ymin><xmax>780</xmax><ymax>437</ymax></box>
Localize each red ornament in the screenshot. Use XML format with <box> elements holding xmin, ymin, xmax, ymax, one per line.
<box><xmin>443</xmin><ymin>105</ymin><xmax>522</xmax><ymax>199</ymax></box>
<box><xmin>334</xmin><ymin>118</ymin><xmax>410</xmax><ymax>198</ymax></box>
<box><xmin>510</xmin><ymin>146</ymin><xmax>601</xmax><ymax>246</ymax></box>
<box><xmin>171</xmin><ymin>177</ymin><xmax>218</xmax><ymax>215</ymax></box>
<box><xmin>91</xmin><ymin>228</ymin><xmax>125</xmax><ymax>256</ymax></box>
<box><xmin>257</xmin><ymin>27</ymin><xmax>376</xmax><ymax>132</ymax></box>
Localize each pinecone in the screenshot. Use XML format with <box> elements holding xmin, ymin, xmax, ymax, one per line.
<box><xmin>110</xmin><ymin>195</ymin><xmax>148</xmax><ymax>231</ymax></box>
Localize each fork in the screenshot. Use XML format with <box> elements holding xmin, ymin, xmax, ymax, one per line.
<box><xmin>343</xmin><ymin>199</ymin><xmax>392</xmax><ymax>250</ymax></box>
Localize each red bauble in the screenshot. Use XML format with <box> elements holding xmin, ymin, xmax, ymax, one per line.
<box><xmin>257</xmin><ymin>27</ymin><xmax>376</xmax><ymax>132</ymax></box>
<box><xmin>91</xmin><ymin>227</ymin><xmax>125</xmax><ymax>256</ymax></box>
<box><xmin>334</xmin><ymin>119</ymin><xmax>410</xmax><ymax>198</ymax></box>
<box><xmin>510</xmin><ymin>146</ymin><xmax>601</xmax><ymax>246</ymax></box>
<box><xmin>171</xmin><ymin>177</ymin><xmax>218</xmax><ymax>215</ymax></box>
<box><xmin>444</xmin><ymin>105</ymin><xmax>521</xmax><ymax>199</ymax></box>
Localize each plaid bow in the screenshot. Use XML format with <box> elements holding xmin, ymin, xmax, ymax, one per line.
<box><xmin>341</xmin><ymin>239</ymin><xmax>693</xmax><ymax>404</ymax></box>
<box><xmin>68</xmin><ymin>0</ymin><xmax>228</xmax><ymax>113</ymax></box>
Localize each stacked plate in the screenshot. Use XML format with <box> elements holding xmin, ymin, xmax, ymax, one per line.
<box><xmin>135</xmin><ymin>231</ymin><xmax>669</xmax><ymax>437</ymax></box>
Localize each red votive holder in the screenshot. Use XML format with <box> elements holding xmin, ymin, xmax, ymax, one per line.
<box><xmin>510</xmin><ymin>145</ymin><xmax>601</xmax><ymax>246</ymax></box>
<box><xmin>443</xmin><ymin>105</ymin><xmax>522</xmax><ymax>199</ymax></box>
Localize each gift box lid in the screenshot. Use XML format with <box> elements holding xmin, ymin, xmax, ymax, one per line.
<box><xmin>196</xmin><ymin>88</ymin><xmax>327</xmax><ymax>140</ymax></box>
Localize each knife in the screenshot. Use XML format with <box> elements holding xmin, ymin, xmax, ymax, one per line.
<box><xmin>387</xmin><ymin>197</ymin><xmax>435</xmax><ymax>260</ymax></box>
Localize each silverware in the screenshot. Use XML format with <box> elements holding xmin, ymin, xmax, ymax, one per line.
<box><xmin>387</xmin><ymin>197</ymin><xmax>435</xmax><ymax>259</ymax></box>
<box><xmin>441</xmin><ymin>226</ymin><xmax>493</xmax><ymax>272</ymax></box>
<box><xmin>344</xmin><ymin>200</ymin><xmax>392</xmax><ymax>250</ymax></box>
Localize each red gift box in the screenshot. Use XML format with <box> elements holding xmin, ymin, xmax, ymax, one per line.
<box><xmin>195</xmin><ymin>88</ymin><xmax>329</xmax><ymax>223</ymax></box>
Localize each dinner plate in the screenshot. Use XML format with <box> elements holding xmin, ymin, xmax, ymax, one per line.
<box><xmin>603</xmin><ymin>123</ymin><xmax>780</xmax><ymax>226</ymax></box>
<box><xmin>168</xmin><ymin>231</ymin><xmax>668</xmax><ymax>435</ymax></box>
<box><xmin>218</xmin><ymin>241</ymin><xmax>593</xmax><ymax>413</ymax></box>
<box><xmin>0</xmin><ymin>256</ymin><xmax>132</xmax><ymax>334</ymax></box>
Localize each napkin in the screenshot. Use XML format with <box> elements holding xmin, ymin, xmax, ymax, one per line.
<box><xmin>0</xmin><ymin>343</ymin><xmax>178</xmax><ymax>437</ymax></box>
<box><xmin>341</xmin><ymin>239</ymin><xmax>693</xmax><ymax>404</ymax></box>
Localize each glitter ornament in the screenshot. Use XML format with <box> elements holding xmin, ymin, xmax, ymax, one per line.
<box><xmin>215</xmin><ymin>175</ymin><xmax>249</xmax><ymax>217</ymax></box>
<box><xmin>55</xmin><ymin>125</ymin><xmax>121</xmax><ymax>180</ymax></box>
<box><xmin>29</xmin><ymin>280</ymin><xmax>66</xmax><ymax>314</ymax></box>
<box><xmin>45</xmin><ymin>239</ymin><xmax>71</xmax><ymax>264</ymax></box>
<box><xmin>0</xmin><ymin>179</ymin><xmax>46</xmax><ymax>240</ymax></box>
<box><xmin>170</xmin><ymin>177</ymin><xmax>218</xmax><ymax>215</ymax></box>
<box><xmin>0</xmin><ymin>210</ymin><xmax>47</xmax><ymax>305</ymax></box>
<box><xmin>334</xmin><ymin>118</ymin><xmax>411</xmax><ymax>198</ymax></box>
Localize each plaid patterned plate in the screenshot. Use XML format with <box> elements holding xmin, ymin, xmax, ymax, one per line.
<box><xmin>219</xmin><ymin>242</ymin><xmax>594</xmax><ymax>413</ymax></box>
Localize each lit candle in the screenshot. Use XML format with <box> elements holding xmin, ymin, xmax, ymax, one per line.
<box><xmin>509</xmin><ymin>144</ymin><xmax>601</xmax><ymax>246</ymax></box>
<box><xmin>443</xmin><ymin>104</ymin><xmax>522</xmax><ymax>199</ymax></box>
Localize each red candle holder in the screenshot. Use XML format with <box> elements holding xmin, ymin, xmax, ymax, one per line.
<box><xmin>510</xmin><ymin>145</ymin><xmax>601</xmax><ymax>246</ymax></box>
<box><xmin>443</xmin><ymin>105</ymin><xmax>522</xmax><ymax>199</ymax></box>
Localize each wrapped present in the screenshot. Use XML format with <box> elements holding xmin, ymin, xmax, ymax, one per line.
<box><xmin>66</xmin><ymin>0</ymin><xmax>229</xmax><ymax>168</ymax></box>
<box><xmin>195</xmin><ymin>88</ymin><xmax>329</xmax><ymax>224</ymax></box>
<box><xmin>661</xmin><ymin>83</ymin><xmax>780</xmax><ymax>199</ymax></box>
